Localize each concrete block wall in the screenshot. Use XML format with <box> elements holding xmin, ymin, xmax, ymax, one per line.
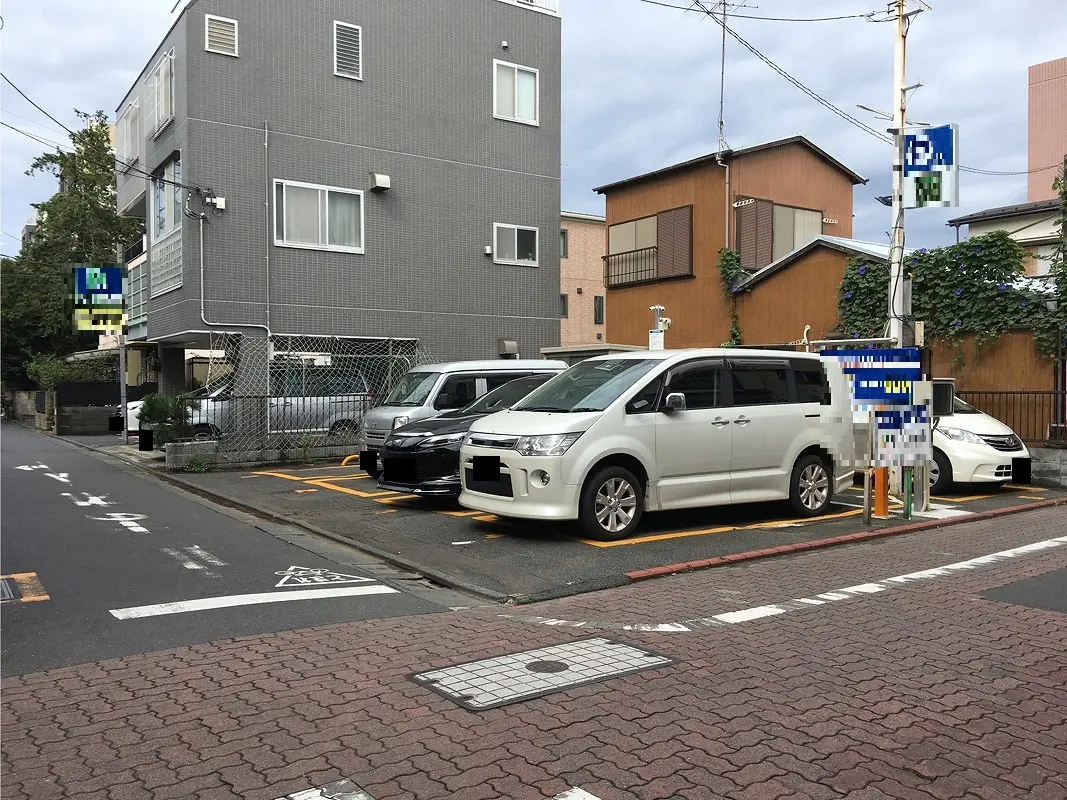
<box><xmin>1030</xmin><ymin>446</ymin><xmax>1067</xmax><ymax>489</ymax></box>
<box><xmin>55</xmin><ymin>407</ymin><xmax>116</xmax><ymax>436</ymax></box>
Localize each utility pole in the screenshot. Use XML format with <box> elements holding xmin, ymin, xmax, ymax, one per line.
<box><xmin>888</xmin><ymin>0</ymin><xmax>909</xmax><ymax>351</ymax></box>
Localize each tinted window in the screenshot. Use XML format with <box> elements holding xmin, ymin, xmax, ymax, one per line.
<box><xmin>731</xmin><ymin>365</ymin><xmax>790</xmax><ymax>406</ymax></box>
<box><xmin>447</xmin><ymin>375</ymin><xmax>551</xmax><ymax>417</ymax></box>
<box><xmin>434</xmin><ymin>375</ymin><xmax>478</xmax><ymax>410</ymax></box>
<box><xmin>485</xmin><ymin>372</ymin><xmax>531</xmax><ymax>391</ymax></box>
<box><xmin>666</xmin><ymin>364</ymin><xmax>723</xmax><ymax>410</ymax></box>
<box><xmin>269</xmin><ymin>365</ymin><xmax>303</xmax><ymax>397</ymax></box>
<box><xmin>514</xmin><ymin>358</ymin><xmax>660</xmax><ymax>413</ymax></box>
<box><xmin>384</xmin><ymin>372</ymin><xmax>441</xmax><ymax>405</ymax></box>
<box><xmin>794</xmin><ymin>361</ymin><xmax>830</xmax><ymax>404</ymax></box>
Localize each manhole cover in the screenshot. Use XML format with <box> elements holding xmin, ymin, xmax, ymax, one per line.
<box><xmin>527</xmin><ymin>660</ymin><xmax>569</xmax><ymax>673</ymax></box>
<box><xmin>0</xmin><ymin>578</ymin><xmax>22</xmax><ymax>603</ymax></box>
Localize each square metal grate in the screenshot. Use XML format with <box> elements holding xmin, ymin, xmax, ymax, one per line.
<box><xmin>0</xmin><ymin>578</ymin><xmax>22</xmax><ymax>603</ymax></box>
<box><xmin>411</xmin><ymin>637</ymin><xmax>674</xmax><ymax>710</ymax></box>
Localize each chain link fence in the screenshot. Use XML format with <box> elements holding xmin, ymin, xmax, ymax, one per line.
<box><xmin>186</xmin><ymin>333</ymin><xmax>438</xmax><ymax>454</ymax></box>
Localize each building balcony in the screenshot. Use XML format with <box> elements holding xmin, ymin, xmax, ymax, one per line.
<box><xmin>603</xmin><ymin>246</ymin><xmax>693</xmax><ymax>288</ymax></box>
<box><xmin>123</xmin><ymin>234</ymin><xmax>146</xmax><ymax>264</ymax></box>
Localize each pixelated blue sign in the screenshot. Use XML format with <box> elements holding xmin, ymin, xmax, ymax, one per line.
<box><xmin>823</xmin><ymin>348</ymin><xmax>932</xmax><ymax>468</ymax></box>
<box><xmin>900</xmin><ymin>124</ymin><xmax>959</xmax><ymax>209</ymax></box>
<box><xmin>72</xmin><ymin>264</ymin><xmax>126</xmax><ymax>333</ymax></box>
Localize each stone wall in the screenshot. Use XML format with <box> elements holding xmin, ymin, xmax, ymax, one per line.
<box><xmin>165</xmin><ymin>440</ymin><xmax>354</xmax><ymax>472</ymax></box>
<box><xmin>55</xmin><ymin>406</ymin><xmax>116</xmax><ymax>435</ymax></box>
<box><xmin>1030</xmin><ymin>446</ymin><xmax>1067</xmax><ymax>489</ymax></box>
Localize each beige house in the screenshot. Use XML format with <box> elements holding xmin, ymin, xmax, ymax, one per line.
<box><xmin>948</xmin><ymin>200</ymin><xmax>1061</xmax><ymax>277</ymax></box>
<box><xmin>559</xmin><ymin>211</ymin><xmax>607</xmax><ymax>346</ymax></box>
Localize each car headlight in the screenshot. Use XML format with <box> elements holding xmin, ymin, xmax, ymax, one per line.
<box><xmin>937</xmin><ymin>427</ymin><xmax>985</xmax><ymax>445</ymax></box>
<box><xmin>418</xmin><ymin>432</ymin><xmax>466</xmax><ymax>448</ymax></box>
<box><xmin>392</xmin><ymin>415</ymin><xmax>409</xmax><ymax>429</ymax></box>
<box><xmin>514</xmin><ymin>432</ymin><xmax>583</xmax><ymax>457</ymax></box>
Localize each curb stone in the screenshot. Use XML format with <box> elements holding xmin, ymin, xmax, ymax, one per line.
<box><xmin>626</xmin><ymin>495</ymin><xmax>1067</xmax><ymax>581</ymax></box>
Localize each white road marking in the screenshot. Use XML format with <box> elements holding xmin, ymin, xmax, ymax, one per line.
<box><xmin>161</xmin><ymin>547</ymin><xmax>212</xmax><ymax>571</ymax></box>
<box><xmin>274</xmin><ymin>565</ymin><xmax>373</xmax><ymax>588</ymax></box>
<box><xmin>184</xmin><ymin>546</ymin><xmax>227</xmax><ymax>566</ymax></box>
<box><xmin>119</xmin><ymin>521</ymin><xmax>150</xmax><ymax>534</ymax></box>
<box><xmin>109</xmin><ymin>584</ymin><xmax>399</xmax><ymax>619</ymax></box>
<box><xmin>451</xmin><ymin>540</ymin><xmax>475</xmax><ymax>545</ymax></box>
<box><xmin>15</xmin><ymin>463</ymin><xmax>48</xmax><ymax>471</ymax></box>
<box><xmin>62</xmin><ymin>492</ymin><xmax>110</xmax><ymax>507</ymax></box>
<box><xmin>44</xmin><ymin>472</ymin><xmax>70</xmax><ymax>484</ymax></box>
<box><xmin>89</xmin><ymin>512</ymin><xmax>149</xmax><ymax>533</ymax></box>
<box><xmin>501</xmin><ymin>535</ymin><xmax>1067</xmax><ymax>633</ymax></box>
<box><xmin>552</xmin><ymin>790</ymin><xmax>604</xmax><ymax>800</ymax></box>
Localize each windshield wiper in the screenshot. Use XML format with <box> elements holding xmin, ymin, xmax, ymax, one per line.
<box><xmin>567</xmin><ymin>407</ymin><xmax>602</xmax><ymax>413</ymax></box>
<box><xmin>515</xmin><ymin>405</ymin><xmax>566</xmax><ymax>412</ymax></box>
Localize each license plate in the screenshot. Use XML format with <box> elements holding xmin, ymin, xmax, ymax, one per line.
<box><xmin>472</xmin><ymin>456</ymin><xmax>501</xmax><ymax>482</ymax></box>
<box><xmin>359</xmin><ymin>451</ymin><xmax>378</xmax><ymax>472</ymax></box>
<box><xmin>1012</xmin><ymin>457</ymin><xmax>1032</xmax><ymax>485</ymax></box>
<box><xmin>385</xmin><ymin>457</ymin><xmax>416</xmax><ymax>482</ymax></box>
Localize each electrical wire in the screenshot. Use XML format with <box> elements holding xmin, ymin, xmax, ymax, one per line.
<box><xmin>638</xmin><ymin>0</ymin><xmax>891</xmax><ymax>22</ymax></box>
<box><xmin>1</xmin><ymin>120</ymin><xmax>198</xmax><ymax>193</ymax></box>
<box><xmin>646</xmin><ymin>0</ymin><xmax>1060</xmax><ymax>177</ymax></box>
<box><xmin>1</xmin><ymin>107</ymin><xmax>70</xmax><ymax>138</ymax></box>
<box><xmin>1</xmin><ymin>73</ymin><xmax>76</xmax><ymax>135</ymax></box>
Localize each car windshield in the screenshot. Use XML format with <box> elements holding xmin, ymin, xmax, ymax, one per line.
<box><xmin>383</xmin><ymin>372</ymin><xmax>441</xmax><ymax>406</ymax></box>
<box><xmin>441</xmin><ymin>375</ymin><xmax>551</xmax><ymax>418</ymax></box>
<box><xmin>953</xmin><ymin>397</ymin><xmax>981</xmax><ymax>414</ymax></box>
<box><xmin>512</xmin><ymin>359</ymin><xmax>660</xmax><ymax>413</ymax></box>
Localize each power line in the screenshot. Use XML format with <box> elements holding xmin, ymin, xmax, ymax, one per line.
<box><xmin>638</xmin><ymin>0</ymin><xmax>891</xmax><ymax>22</ymax></box>
<box><xmin>0</xmin><ymin>72</ymin><xmax>76</xmax><ymax>135</ymax></box>
<box><xmin>1</xmin><ymin>120</ymin><xmax>197</xmax><ymax>192</ymax></box>
<box><xmin>646</xmin><ymin>0</ymin><xmax>1059</xmax><ymax>178</ymax></box>
<box><xmin>1</xmin><ymin>107</ymin><xmax>70</xmax><ymax>138</ymax></box>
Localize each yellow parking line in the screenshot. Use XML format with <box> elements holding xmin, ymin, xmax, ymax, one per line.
<box><xmin>304</xmin><ymin>479</ymin><xmax>398</xmax><ymax>499</ymax></box>
<box><xmin>295</xmin><ymin>488</ymin><xmax>318</xmax><ymax>494</ymax></box>
<box><xmin>933</xmin><ymin>493</ymin><xmax>998</xmax><ymax>503</ymax></box>
<box><xmin>253</xmin><ymin>471</ymin><xmax>306</xmax><ymax>481</ymax></box>
<box><xmin>1006</xmin><ymin>485</ymin><xmax>1045</xmax><ymax>492</ymax></box>
<box><xmin>474</xmin><ymin>514</ymin><xmax>499</xmax><ymax>523</ymax></box>
<box><xmin>1018</xmin><ymin>495</ymin><xmax>1044</xmax><ymax>500</ymax></box>
<box><xmin>1</xmin><ymin>573</ymin><xmax>50</xmax><ymax>603</ymax></box>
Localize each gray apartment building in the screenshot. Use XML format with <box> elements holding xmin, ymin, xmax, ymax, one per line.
<box><xmin>115</xmin><ymin>0</ymin><xmax>562</xmax><ymax>394</ymax></box>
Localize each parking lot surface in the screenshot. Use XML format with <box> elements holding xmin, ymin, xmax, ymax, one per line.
<box><xmin>169</xmin><ymin>464</ymin><xmax>1066</xmax><ymax>601</ymax></box>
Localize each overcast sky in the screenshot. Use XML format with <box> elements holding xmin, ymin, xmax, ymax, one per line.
<box><xmin>1</xmin><ymin>0</ymin><xmax>1064</xmax><ymax>258</ymax></box>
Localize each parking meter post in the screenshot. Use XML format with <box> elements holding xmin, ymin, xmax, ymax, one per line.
<box><xmin>874</xmin><ymin>468</ymin><xmax>890</xmax><ymax>518</ymax></box>
<box><xmin>863</xmin><ymin>410</ymin><xmax>875</xmax><ymax>525</ymax></box>
<box><xmin>903</xmin><ymin>466</ymin><xmax>913</xmax><ymax>520</ymax></box>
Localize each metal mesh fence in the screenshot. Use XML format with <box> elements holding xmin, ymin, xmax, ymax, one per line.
<box><xmin>186</xmin><ymin>333</ymin><xmax>438</xmax><ymax>453</ymax></box>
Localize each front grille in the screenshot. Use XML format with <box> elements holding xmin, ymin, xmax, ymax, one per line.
<box><xmin>363</xmin><ymin>430</ymin><xmax>387</xmax><ymax>446</ymax></box>
<box><xmin>467</xmin><ymin>434</ymin><xmax>519</xmax><ymax>449</ymax></box>
<box><xmin>981</xmin><ymin>434</ymin><xmax>1022</xmax><ymax>452</ymax></box>
<box><xmin>464</xmin><ymin>468</ymin><xmax>513</xmax><ymax>497</ymax></box>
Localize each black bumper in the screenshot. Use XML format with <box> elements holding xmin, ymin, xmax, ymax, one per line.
<box><xmin>378</xmin><ymin>447</ymin><xmax>461</xmax><ymax>496</ymax></box>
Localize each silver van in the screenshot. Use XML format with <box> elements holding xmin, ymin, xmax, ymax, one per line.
<box><xmin>358</xmin><ymin>359</ymin><xmax>567</xmax><ymax>477</ymax></box>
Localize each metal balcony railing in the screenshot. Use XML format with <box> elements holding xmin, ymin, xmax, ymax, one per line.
<box><xmin>603</xmin><ymin>246</ymin><xmax>661</xmax><ymax>288</ymax></box>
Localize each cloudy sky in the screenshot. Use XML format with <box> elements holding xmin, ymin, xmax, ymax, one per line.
<box><xmin>1</xmin><ymin>0</ymin><xmax>1063</xmax><ymax>257</ymax></box>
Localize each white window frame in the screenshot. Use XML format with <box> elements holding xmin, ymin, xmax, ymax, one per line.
<box><xmin>333</xmin><ymin>21</ymin><xmax>363</xmax><ymax>81</ymax></box>
<box><xmin>273</xmin><ymin>178</ymin><xmax>365</xmax><ymax>254</ymax></box>
<box><xmin>493</xmin><ymin>59</ymin><xmax>539</xmax><ymax>126</ymax></box>
<box><xmin>205</xmin><ymin>14</ymin><xmax>239</xmax><ymax>57</ymax></box>
<box><xmin>116</xmin><ymin>101</ymin><xmax>139</xmax><ymax>171</ymax></box>
<box><xmin>150</xmin><ymin>158</ymin><xmax>183</xmax><ymax>244</ymax></box>
<box><xmin>493</xmin><ymin>223</ymin><xmax>539</xmax><ymax>267</ymax></box>
<box><xmin>144</xmin><ymin>49</ymin><xmax>175</xmax><ymax>139</ymax></box>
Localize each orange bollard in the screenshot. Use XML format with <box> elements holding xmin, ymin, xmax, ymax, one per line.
<box><xmin>874</xmin><ymin>467</ymin><xmax>890</xmax><ymax>517</ymax></box>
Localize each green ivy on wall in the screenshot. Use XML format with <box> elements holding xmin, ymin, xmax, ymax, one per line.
<box><xmin>717</xmin><ymin>247</ymin><xmax>744</xmax><ymax>346</ymax></box>
<box><xmin>837</xmin><ymin>229</ymin><xmax>1066</xmax><ymax>363</ymax></box>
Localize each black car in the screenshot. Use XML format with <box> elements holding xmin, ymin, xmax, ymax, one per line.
<box><xmin>377</xmin><ymin>374</ymin><xmax>554</xmax><ymax>496</ymax></box>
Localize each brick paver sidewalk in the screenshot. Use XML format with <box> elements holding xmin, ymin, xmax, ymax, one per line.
<box><xmin>3</xmin><ymin>509</ymin><xmax>1066</xmax><ymax>800</ymax></box>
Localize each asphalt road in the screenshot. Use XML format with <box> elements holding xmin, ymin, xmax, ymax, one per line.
<box><xmin>0</xmin><ymin>425</ymin><xmax>463</xmax><ymax>675</ymax></box>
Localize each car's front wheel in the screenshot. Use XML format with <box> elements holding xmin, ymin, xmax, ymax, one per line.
<box><xmin>579</xmin><ymin>466</ymin><xmax>644</xmax><ymax>541</ymax></box>
<box><xmin>929</xmin><ymin>448</ymin><xmax>953</xmax><ymax>495</ymax></box>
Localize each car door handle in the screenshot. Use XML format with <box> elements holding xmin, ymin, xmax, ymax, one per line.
<box><xmin>711</xmin><ymin>417</ymin><xmax>729</xmax><ymax>427</ymax></box>
<box><xmin>733</xmin><ymin>415</ymin><xmax>750</xmax><ymax>426</ymax></box>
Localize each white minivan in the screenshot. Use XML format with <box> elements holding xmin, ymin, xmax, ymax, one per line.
<box><xmin>458</xmin><ymin>350</ymin><xmax>858</xmax><ymax>540</ymax></box>
<box><xmin>931</xmin><ymin>396</ymin><xmax>1030</xmax><ymax>494</ymax></box>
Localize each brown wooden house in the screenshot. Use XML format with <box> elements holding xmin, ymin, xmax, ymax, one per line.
<box><xmin>593</xmin><ymin>135</ymin><xmax>867</xmax><ymax>348</ymax></box>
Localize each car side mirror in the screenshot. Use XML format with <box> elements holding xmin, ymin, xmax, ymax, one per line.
<box><xmin>435</xmin><ymin>393</ymin><xmax>455</xmax><ymax>409</ymax></box>
<box><xmin>664</xmin><ymin>392</ymin><xmax>686</xmax><ymax>412</ymax></box>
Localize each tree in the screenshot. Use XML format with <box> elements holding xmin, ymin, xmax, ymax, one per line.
<box><xmin>0</xmin><ymin>110</ymin><xmax>143</xmax><ymax>386</ymax></box>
